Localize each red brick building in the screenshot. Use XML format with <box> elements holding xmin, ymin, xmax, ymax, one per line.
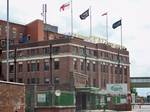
<box><xmin>0</xmin><ymin>19</ymin><xmax>130</xmax><ymax>111</ymax></box>
<box><xmin>0</xmin><ymin>18</ymin><xmax>130</xmax><ymax>90</ymax></box>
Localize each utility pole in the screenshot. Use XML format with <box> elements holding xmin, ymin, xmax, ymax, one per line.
<box><xmin>49</xmin><ymin>44</ymin><xmax>53</xmax><ymax>86</ymax></box>
<box><xmin>14</xmin><ymin>46</ymin><xmax>17</xmax><ymax>82</ymax></box>
<box><xmin>117</xmin><ymin>48</ymin><xmax>121</xmax><ymax>83</ymax></box>
<box><xmin>0</xmin><ymin>42</ymin><xmax>2</xmax><ymax>80</ymax></box>
<box><xmin>6</xmin><ymin>0</ymin><xmax>10</xmax><ymax>81</ymax></box>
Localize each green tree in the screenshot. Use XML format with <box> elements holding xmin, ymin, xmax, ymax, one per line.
<box><xmin>131</xmin><ymin>87</ymin><xmax>138</xmax><ymax>96</ymax></box>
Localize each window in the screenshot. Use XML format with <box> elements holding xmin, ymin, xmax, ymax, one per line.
<box><xmin>31</xmin><ymin>78</ymin><xmax>35</xmax><ymax>84</ymax></box>
<box><xmin>27</xmin><ymin>78</ymin><xmax>30</xmax><ymax>84</ymax></box>
<box><xmin>5</xmin><ymin>26</ymin><xmax>7</xmax><ymax>32</ymax></box>
<box><xmin>37</xmin><ymin>62</ymin><xmax>40</xmax><ymax>71</ymax></box>
<box><xmin>27</xmin><ymin>50</ymin><xmax>30</xmax><ymax>55</ymax></box>
<box><xmin>104</xmin><ymin>52</ymin><xmax>108</xmax><ymax>58</ymax></box>
<box><xmin>72</xmin><ymin>46</ymin><xmax>78</xmax><ymax>54</ymax></box>
<box><xmin>27</xmin><ymin>62</ymin><xmax>30</xmax><ymax>72</ymax></box>
<box><xmin>105</xmin><ymin>65</ymin><xmax>109</xmax><ymax>73</ymax></box>
<box><xmin>100</xmin><ymin>52</ymin><xmax>103</xmax><ymax>57</ymax></box>
<box><xmin>1</xmin><ymin>40</ymin><xmax>6</xmax><ymax>47</ymax></box>
<box><xmin>44</xmin><ymin>78</ymin><xmax>49</xmax><ymax>84</ymax></box>
<box><xmin>115</xmin><ymin>66</ymin><xmax>118</xmax><ymax>74</ymax></box>
<box><xmin>93</xmin><ymin>62</ymin><xmax>96</xmax><ymax>72</ymax></box>
<box><xmin>12</xmin><ymin>27</ymin><xmax>17</xmax><ymax>38</ymax></box>
<box><xmin>30</xmin><ymin>61</ymin><xmax>40</xmax><ymax>72</ymax></box>
<box><xmin>18</xmin><ymin>63</ymin><xmax>23</xmax><ymax>72</ymax></box>
<box><xmin>86</xmin><ymin>49</ymin><xmax>90</xmax><ymax>56</ymax></box>
<box><xmin>73</xmin><ymin>58</ymin><xmax>77</xmax><ymax>70</ymax></box>
<box><xmin>37</xmin><ymin>93</ymin><xmax>46</xmax><ymax>103</ymax></box>
<box><xmin>10</xmin><ymin>39</ymin><xmax>14</xmax><ymax>45</ymax></box>
<box><xmin>17</xmin><ymin>51</ymin><xmax>23</xmax><ymax>57</ymax></box>
<box><xmin>31</xmin><ymin>49</ymin><xmax>35</xmax><ymax>55</ymax></box>
<box><xmin>37</xmin><ymin>78</ymin><xmax>40</xmax><ymax>84</ymax></box>
<box><xmin>31</xmin><ymin>62</ymin><xmax>36</xmax><ymax>71</ymax></box>
<box><xmin>101</xmin><ymin>64</ymin><xmax>104</xmax><ymax>72</ymax></box>
<box><xmin>9</xmin><ymin>63</ymin><xmax>14</xmax><ymax>73</ymax></box>
<box><xmin>79</xmin><ymin>48</ymin><xmax>84</xmax><ymax>56</ymax></box>
<box><xmin>10</xmin><ymin>78</ymin><xmax>14</xmax><ymax>82</ymax></box>
<box><xmin>114</xmin><ymin>55</ymin><xmax>117</xmax><ymax>61</ymax></box>
<box><xmin>18</xmin><ymin>78</ymin><xmax>23</xmax><ymax>83</ymax></box>
<box><xmin>54</xmin><ymin>59</ymin><xmax>59</xmax><ymax>70</ymax></box>
<box><xmin>54</xmin><ymin>77</ymin><xmax>60</xmax><ymax>84</ymax></box>
<box><xmin>36</xmin><ymin>49</ymin><xmax>40</xmax><ymax>55</ymax></box>
<box><xmin>44</xmin><ymin>60</ymin><xmax>49</xmax><ymax>71</ymax></box>
<box><xmin>110</xmin><ymin>54</ymin><xmax>113</xmax><ymax>60</ymax></box>
<box><xmin>43</xmin><ymin>47</ymin><xmax>49</xmax><ymax>54</ymax></box>
<box><xmin>80</xmin><ymin>60</ymin><xmax>84</xmax><ymax>70</ymax></box>
<box><xmin>9</xmin><ymin>51</ymin><xmax>14</xmax><ymax>58</ymax></box>
<box><xmin>119</xmin><ymin>67</ymin><xmax>123</xmax><ymax>74</ymax></box>
<box><xmin>53</xmin><ymin>46</ymin><xmax>60</xmax><ymax>54</ymax></box>
<box><xmin>27</xmin><ymin>34</ymin><xmax>31</xmax><ymax>40</ymax></box>
<box><xmin>111</xmin><ymin>66</ymin><xmax>113</xmax><ymax>74</ymax></box>
<box><xmin>87</xmin><ymin>61</ymin><xmax>90</xmax><ymax>71</ymax></box>
<box><xmin>115</xmin><ymin>65</ymin><xmax>121</xmax><ymax>74</ymax></box>
<box><xmin>124</xmin><ymin>68</ymin><xmax>127</xmax><ymax>75</ymax></box>
<box><xmin>101</xmin><ymin>63</ymin><xmax>108</xmax><ymax>73</ymax></box>
<box><xmin>93</xmin><ymin>50</ymin><xmax>97</xmax><ymax>57</ymax></box>
<box><xmin>19</xmin><ymin>33</ymin><xmax>23</xmax><ymax>38</ymax></box>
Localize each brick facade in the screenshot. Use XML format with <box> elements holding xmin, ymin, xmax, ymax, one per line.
<box><xmin>2</xmin><ymin>37</ymin><xmax>130</xmax><ymax>90</ymax></box>
<box><xmin>0</xmin><ymin>81</ymin><xmax>25</xmax><ymax>112</ymax></box>
<box><xmin>0</xmin><ymin>19</ymin><xmax>60</xmax><ymax>45</ymax></box>
<box><xmin>0</xmin><ymin>19</ymin><xmax>131</xmax><ymax>111</ymax></box>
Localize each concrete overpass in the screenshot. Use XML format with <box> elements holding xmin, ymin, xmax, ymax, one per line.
<box><xmin>130</xmin><ymin>77</ymin><xmax>150</xmax><ymax>88</ymax></box>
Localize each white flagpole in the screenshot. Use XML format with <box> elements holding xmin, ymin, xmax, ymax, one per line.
<box><xmin>6</xmin><ymin>0</ymin><xmax>9</xmax><ymax>81</ymax></box>
<box><xmin>106</xmin><ymin>13</ymin><xmax>108</xmax><ymax>44</ymax></box>
<box><xmin>120</xmin><ymin>18</ymin><xmax>122</xmax><ymax>49</ymax></box>
<box><xmin>90</xmin><ymin>6</ymin><xmax>92</xmax><ymax>38</ymax></box>
<box><xmin>71</xmin><ymin>0</ymin><xmax>73</xmax><ymax>36</ymax></box>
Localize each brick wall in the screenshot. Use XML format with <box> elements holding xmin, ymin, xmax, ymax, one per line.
<box><xmin>0</xmin><ymin>81</ymin><xmax>25</xmax><ymax>112</ymax></box>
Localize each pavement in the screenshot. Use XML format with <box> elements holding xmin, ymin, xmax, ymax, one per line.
<box><xmin>77</xmin><ymin>105</ymin><xmax>150</xmax><ymax>112</ymax></box>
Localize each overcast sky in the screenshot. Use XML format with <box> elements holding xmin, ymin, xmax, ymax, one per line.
<box><xmin>1</xmin><ymin>0</ymin><xmax>150</xmax><ymax>96</ymax></box>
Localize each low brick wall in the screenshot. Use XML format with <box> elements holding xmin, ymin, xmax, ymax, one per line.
<box><xmin>35</xmin><ymin>107</ymin><xmax>75</xmax><ymax>112</ymax></box>
<box><xmin>108</xmin><ymin>103</ymin><xmax>131</xmax><ymax>111</ymax></box>
<box><xmin>0</xmin><ymin>81</ymin><xmax>25</xmax><ymax>112</ymax></box>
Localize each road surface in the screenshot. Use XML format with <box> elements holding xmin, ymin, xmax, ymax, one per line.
<box><xmin>132</xmin><ymin>105</ymin><xmax>150</xmax><ymax>112</ymax></box>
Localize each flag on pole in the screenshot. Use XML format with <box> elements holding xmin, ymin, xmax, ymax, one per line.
<box><xmin>60</xmin><ymin>2</ymin><xmax>70</xmax><ymax>12</ymax></box>
<box><xmin>112</xmin><ymin>20</ymin><xmax>122</xmax><ymax>29</ymax></box>
<box><xmin>101</xmin><ymin>12</ymin><xmax>107</xmax><ymax>16</ymax></box>
<box><xmin>79</xmin><ymin>9</ymin><xmax>89</xmax><ymax>20</ymax></box>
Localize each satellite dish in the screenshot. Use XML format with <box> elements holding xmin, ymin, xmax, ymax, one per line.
<box><xmin>55</xmin><ymin>90</ymin><xmax>61</xmax><ymax>96</ymax></box>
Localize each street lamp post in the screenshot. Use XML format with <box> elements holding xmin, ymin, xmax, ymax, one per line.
<box><xmin>6</xmin><ymin>0</ymin><xmax>10</xmax><ymax>81</ymax></box>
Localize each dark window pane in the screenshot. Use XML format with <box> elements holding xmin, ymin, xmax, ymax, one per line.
<box><xmin>44</xmin><ymin>61</ymin><xmax>49</xmax><ymax>71</ymax></box>
<box><xmin>18</xmin><ymin>78</ymin><xmax>23</xmax><ymax>83</ymax></box>
<box><xmin>31</xmin><ymin>78</ymin><xmax>35</xmax><ymax>84</ymax></box>
<box><xmin>93</xmin><ymin>63</ymin><xmax>96</xmax><ymax>72</ymax></box>
<box><xmin>53</xmin><ymin>47</ymin><xmax>60</xmax><ymax>54</ymax></box>
<box><xmin>37</xmin><ymin>62</ymin><xmax>40</xmax><ymax>71</ymax></box>
<box><xmin>54</xmin><ymin>60</ymin><xmax>59</xmax><ymax>69</ymax></box>
<box><xmin>87</xmin><ymin>62</ymin><xmax>90</xmax><ymax>71</ymax></box>
<box><xmin>18</xmin><ymin>64</ymin><xmax>23</xmax><ymax>72</ymax></box>
<box><xmin>73</xmin><ymin>60</ymin><xmax>77</xmax><ymax>70</ymax></box>
<box><xmin>9</xmin><ymin>64</ymin><xmax>14</xmax><ymax>73</ymax></box>
<box><xmin>81</xmin><ymin>61</ymin><xmax>84</xmax><ymax>70</ymax></box>
<box><xmin>43</xmin><ymin>47</ymin><xmax>49</xmax><ymax>54</ymax></box>
<box><xmin>31</xmin><ymin>63</ymin><xmax>36</xmax><ymax>71</ymax></box>
<box><xmin>27</xmin><ymin>63</ymin><xmax>30</xmax><ymax>72</ymax></box>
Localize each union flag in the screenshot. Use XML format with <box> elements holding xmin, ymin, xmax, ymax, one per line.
<box><xmin>60</xmin><ymin>2</ymin><xmax>70</xmax><ymax>12</ymax></box>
